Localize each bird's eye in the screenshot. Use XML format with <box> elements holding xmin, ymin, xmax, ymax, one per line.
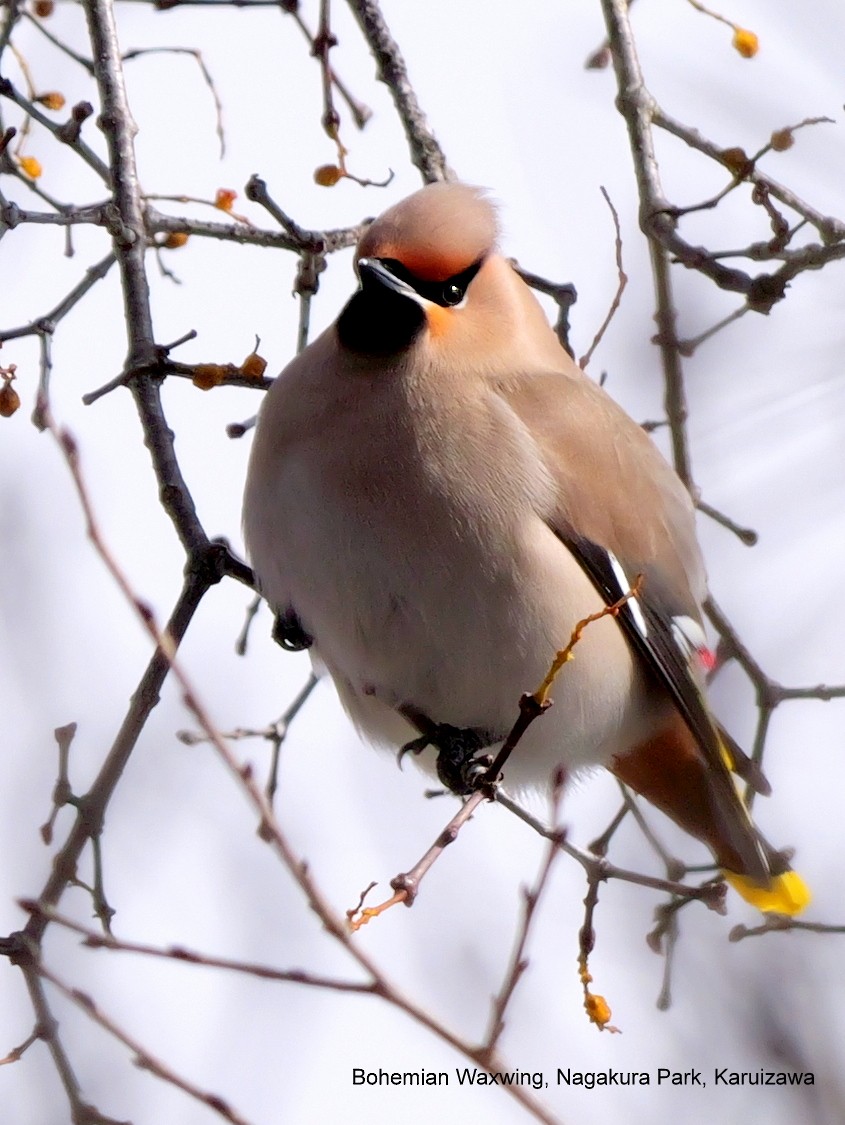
<box><xmin>437</xmin><ymin>259</ymin><xmax>482</xmax><ymax>307</ymax></box>
<box><xmin>441</xmin><ymin>282</ymin><xmax>464</xmax><ymax>306</ymax></box>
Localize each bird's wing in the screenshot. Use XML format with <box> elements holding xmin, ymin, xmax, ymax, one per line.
<box><xmin>501</xmin><ymin>365</ymin><xmax>768</xmax><ymax>798</ymax></box>
<box><xmin>557</xmin><ymin>529</ymin><xmax>768</xmax><ymax>792</ymax></box>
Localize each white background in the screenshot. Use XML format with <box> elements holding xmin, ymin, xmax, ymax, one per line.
<box><xmin>1</xmin><ymin>2</ymin><xmax>844</xmax><ymax>1123</ymax></box>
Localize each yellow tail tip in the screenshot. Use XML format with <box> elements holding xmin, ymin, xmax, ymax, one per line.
<box><xmin>722</xmin><ymin>869</ymin><xmax>812</xmax><ymax>916</ymax></box>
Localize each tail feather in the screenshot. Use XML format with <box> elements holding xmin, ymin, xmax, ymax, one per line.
<box><xmin>715</xmin><ymin>722</ymin><xmax>771</xmax><ymax>797</ymax></box>
<box><xmin>611</xmin><ymin>713</ymin><xmax>810</xmax><ymax>915</ymax></box>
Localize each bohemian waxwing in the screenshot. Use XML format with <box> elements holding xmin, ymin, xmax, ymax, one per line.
<box><xmin>243</xmin><ymin>182</ymin><xmax>809</xmax><ymax>915</ymax></box>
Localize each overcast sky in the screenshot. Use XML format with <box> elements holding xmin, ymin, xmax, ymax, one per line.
<box><xmin>1</xmin><ymin>2</ymin><xmax>844</xmax><ymax>1123</ymax></box>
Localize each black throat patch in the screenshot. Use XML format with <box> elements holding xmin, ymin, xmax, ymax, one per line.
<box><xmin>337</xmin><ymin>283</ymin><xmax>426</xmax><ymax>356</ymax></box>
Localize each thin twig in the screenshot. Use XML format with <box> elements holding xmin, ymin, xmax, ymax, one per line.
<box><xmin>283</xmin><ymin>2</ymin><xmax>372</xmax><ymax>129</ymax></box>
<box><xmin>696</xmin><ymin>498</ymin><xmax>758</xmax><ymax>546</ymax></box>
<box><xmin>122</xmin><ymin>46</ymin><xmax>226</xmax><ymax>157</ymax></box>
<box><xmin>481</xmin><ymin>774</ymin><xmax>566</xmax><ymax>1054</ymax></box>
<box><xmin>494</xmin><ymin>791</ymin><xmax>723</xmax><ymax>905</ymax></box>
<box><xmin>37</xmin><ymin>960</ymin><xmax>254</xmax><ymax>1125</ymax></box>
<box><xmin>23</xmin><ymin>903</ymin><xmax>379</xmax><ymax>993</ymax></box>
<box><xmin>579</xmin><ymin>186</ymin><xmax>627</xmax><ymax>369</ymax></box>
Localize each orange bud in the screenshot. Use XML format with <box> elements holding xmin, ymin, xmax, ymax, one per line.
<box><xmin>191</xmin><ymin>364</ymin><xmax>229</xmax><ymax>390</ymax></box>
<box><xmin>214</xmin><ymin>188</ymin><xmax>237</xmax><ymax>213</ymax></box>
<box><xmin>732</xmin><ymin>28</ymin><xmax>759</xmax><ymax>58</ymax></box>
<box><xmin>314</xmin><ymin>164</ymin><xmax>343</xmax><ymax>187</ymax></box>
<box><xmin>720</xmin><ymin>147</ymin><xmax>753</xmax><ymax>177</ymax></box>
<box><xmin>163</xmin><ymin>231</ymin><xmax>189</xmax><ymax>249</ymax></box>
<box><xmin>584</xmin><ymin>991</ymin><xmax>614</xmax><ymax>1031</ymax></box>
<box><xmin>0</xmin><ymin>383</ymin><xmax>20</xmax><ymax>418</ymax></box>
<box><xmin>33</xmin><ymin>0</ymin><xmax>54</xmax><ymax>15</ymax></box>
<box><xmin>240</xmin><ymin>352</ymin><xmax>267</xmax><ymax>380</ymax></box>
<box><xmin>19</xmin><ymin>155</ymin><xmax>42</xmax><ymax>179</ymax></box>
<box><xmin>36</xmin><ymin>91</ymin><xmax>66</xmax><ymax>111</ymax></box>
<box><xmin>770</xmin><ymin>128</ymin><xmax>794</xmax><ymax>152</ymax></box>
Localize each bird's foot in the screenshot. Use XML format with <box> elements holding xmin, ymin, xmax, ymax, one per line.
<box><xmin>435</xmin><ymin>726</ymin><xmax>494</xmax><ymax>795</ymax></box>
<box><xmin>398</xmin><ymin>723</ymin><xmax>493</xmax><ymax>796</ymax></box>
<box><xmin>272</xmin><ymin>607</ymin><xmax>313</xmax><ymax>651</ymax></box>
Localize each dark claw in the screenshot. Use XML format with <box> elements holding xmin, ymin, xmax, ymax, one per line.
<box><xmin>272</xmin><ymin>608</ymin><xmax>313</xmax><ymax>651</ymax></box>
<box><xmin>397</xmin><ymin>733</ymin><xmax>432</xmax><ymax>769</ymax></box>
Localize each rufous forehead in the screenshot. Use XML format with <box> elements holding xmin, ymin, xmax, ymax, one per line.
<box><xmin>361</xmin><ymin>240</ymin><xmax>475</xmax><ymax>282</ymax></box>
<box><xmin>355</xmin><ymin>183</ymin><xmax>498</xmax><ymax>282</ymax></box>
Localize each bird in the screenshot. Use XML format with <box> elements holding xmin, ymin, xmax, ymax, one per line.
<box><xmin>243</xmin><ymin>182</ymin><xmax>809</xmax><ymax>915</ymax></box>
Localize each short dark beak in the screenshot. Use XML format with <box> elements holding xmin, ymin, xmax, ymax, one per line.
<box><xmin>356</xmin><ymin>257</ymin><xmax>417</xmax><ymax>300</ymax></box>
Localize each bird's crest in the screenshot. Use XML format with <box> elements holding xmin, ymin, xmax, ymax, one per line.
<box><xmin>356</xmin><ymin>182</ymin><xmax>498</xmax><ymax>281</ymax></box>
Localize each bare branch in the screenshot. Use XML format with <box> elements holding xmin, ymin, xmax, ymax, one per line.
<box><xmin>0</xmin><ymin>75</ymin><xmax>110</xmax><ymax>182</ymax></box>
<box><xmin>345</xmin><ymin>0</ymin><xmax>453</xmax><ymax>183</ymax></box>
